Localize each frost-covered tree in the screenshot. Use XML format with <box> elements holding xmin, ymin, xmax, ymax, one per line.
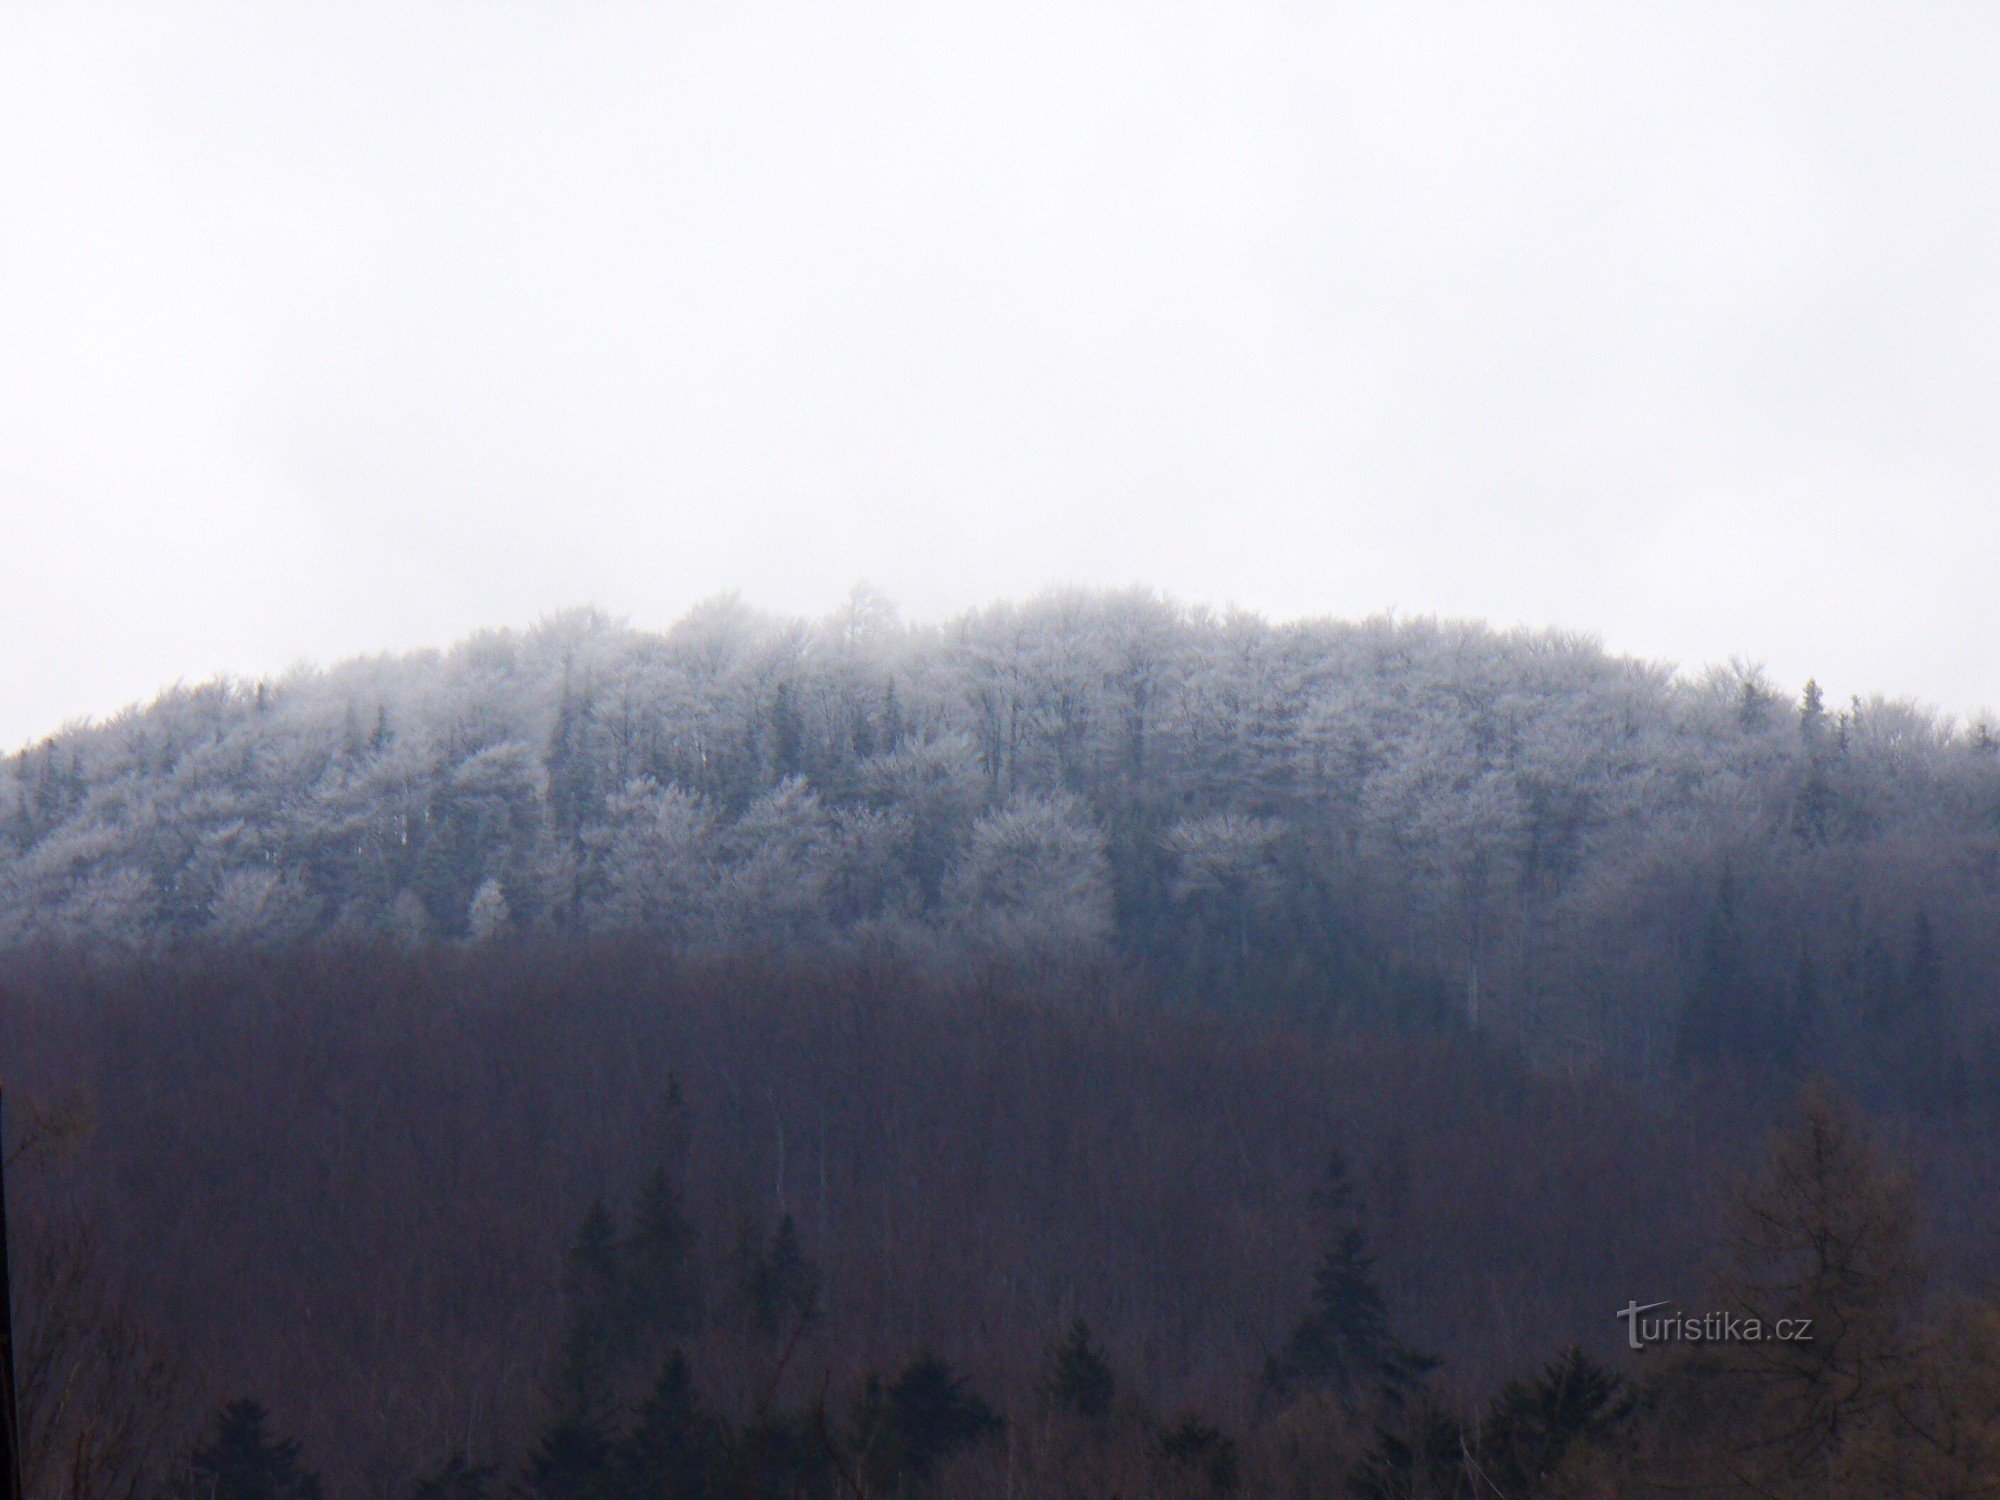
<box><xmin>3</xmin><ymin>590</ymin><xmax>1997</xmax><ymax>1097</ymax></box>
<box><xmin>946</xmin><ymin>794</ymin><xmax>1114</xmax><ymax>967</ymax></box>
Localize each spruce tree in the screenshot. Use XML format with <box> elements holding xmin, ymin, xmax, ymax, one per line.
<box><xmin>623</xmin><ymin>1166</ymin><xmax>700</xmax><ymax>1348</ymax></box>
<box><xmin>553</xmin><ymin>1200</ymin><xmax>624</xmax><ymax>1420</ymax></box>
<box><xmin>1343</xmin><ymin>1394</ymin><xmax>1471</xmax><ymax>1500</ymax></box>
<box><xmin>410</xmin><ymin>1450</ymin><xmax>495</xmax><ymax>1500</ymax></box>
<box><xmin>1709</xmin><ymin>1090</ymin><xmax>1926</xmax><ymax>1491</ymax></box>
<box><xmin>734</xmin><ymin>1214</ymin><xmax>818</xmax><ymax>1340</ymax></box>
<box><xmin>612</xmin><ymin>1350</ymin><xmax>729</xmax><ymax>1500</ymax></box>
<box><xmin>1474</xmin><ymin>1347</ymin><xmax>1630</xmax><ymax>1493</ymax></box>
<box><xmin>1151</xmin><ymin>1413</ymin><xmax>1239</xmax><ymax>1496</ymax></box>
<box><xmin>176</xmin><ymin>1400</ymin><xmax>322</xmax><ymax>1500</ymax></box>
<box><xmin>853</xmin><ymin>1354</ymin><xmax>1001</xmax><ymax>1493</ymax></box>
<box><xmin>1040</xmin><ymin>1318</ymin><xmax>1115</xmax><ymax>1420</ymax></box>
<box><xmin>524</xmin><ymin>1200</ymin><xmax>624</xmax><ymax>1500</ymax></box>
<box><xmin>1261</xmin><ymin>1151</ymin><xmax>1434</xmax><ymax>1412</ymax></box>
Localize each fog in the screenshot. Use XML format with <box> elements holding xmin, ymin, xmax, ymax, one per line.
<box><xmin>5</xmin><ymin>2</ymin><xmax>1997</xmax><ymax>748</ymax></box>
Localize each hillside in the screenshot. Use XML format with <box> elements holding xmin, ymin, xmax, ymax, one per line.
<box><xmin>6</xmin><ymin>590</ymin><xmax>1998</xmax><ymax>1095</ymax></box>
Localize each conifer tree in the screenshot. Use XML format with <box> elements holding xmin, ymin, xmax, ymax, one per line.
<box><xmin>1473</xmin><ymin>1347</ymin><xmax>1630</xmax><ymax>1494</ymax></box>
<box><xmin>1261</xmin><ymin>1152</ymin><xmax>1434</xmax><ymax>1412</ymax></box>
<box><xmin>1343</xmin><ymin>1394</ymin><xmax>1470</xmax><ymax>1500</ymax></box>
<box><xmin>175</xmin><ymin>1400</ymin><xmax>322</xmax><ymax>1500</ymax></box>
<box><xmin>1151</xmin><ymin>1413</ymin><xmax>1239</xmax><ymax>1497</ymax></box>
<box><xmin>553</xmin><ymin>1200</ymin><xmax>624</xmax><ymax>1421</ymax></box>
<box><xmin>622</xmin><ymin>1166</ymin><xmax>700</xmax><ymax>1349</ymax></box>
<box><xmin>611</xmin><ymin>1350</ymin><xmax>728</xmax><ymax>1500</ymax></box>
<box><xmin>1040</xmin><ymin>1318</ymin><xmax>1115</xmax><ymax>1420</ymax></box>
<box><xmin>852</xmin><ymin>1354</ymin><xmax>1001</xmax><ymax>1494</ymax></box>
<box><xmin>1659</xmin><ymin>1090</ymin><xmax>1927</xmax><ymax>1494</ymax></box>
<box><xmin>410</xmin><ymin>1450</ymin><xmax>495</xmax><ymax>1500</ymax></box>
<box><xmin>734</xmin><ymin>1214</ymin><xmax>818</xmax><ymax>1341</ymax></box>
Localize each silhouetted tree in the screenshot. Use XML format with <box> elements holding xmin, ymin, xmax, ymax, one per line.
<box><xmin>1344</xmin><ymin>1394</ymin><xmax>1470</xmax><ymax>1500</ymax></box>
<box><xmin>734</xmin><ymin>1215</ymin><xmax>818</xmax><ymax>1341</ymax></box>
<box><xmin>1262</xmin><ymin>1153</ymin><xmax>1435</xmax><ymax>1412</ymax></box>
<box><xmin>623</xmin><ymin>1165</ymin><xmax>700</xmax><ymax>1349</ymax></box>
<box><xmin>1040</xmin><ymin>1319</ymin><xmax>1115</xmax><ymax>1420</ymax></box>
<box><xmin>175</xmin><ymin>1400</ymin><xmax>322</xmax><ymax>1500</ymax></box>
<box><xmin>611</xmin><ymin>1350</ymin><xmax>728</xmax><ymax>1500</ymax></box>
<box><xmin>411</xmin><ymin>1450</ymin><xmax>496</xmax><ymax>1500</ymax></box>
<box><xmin>852</xmin><ymin>1354</ymin><xmax>1001</xmax><ymax>1494</ymax></box>
<box><xmin>1474</xmin><ymin>1347</ymin><xmax>1630</xmax><ymax>1494</ymax></box>
<box><xmin>552</xmin><ymin>1200</ymin><xmax>625</xmax><ymax>1422</ymax></box>
<box><xmin>1151</xmin><ymin>1413</ymin><xmax>1239</xmax><ymax>1497</ymax></box>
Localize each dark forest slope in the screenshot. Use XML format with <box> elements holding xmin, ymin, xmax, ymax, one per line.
<box><xmin>7</xmin><ymin>947</ymin><xmax>1999</xmax><ymax>1495</ymax></box>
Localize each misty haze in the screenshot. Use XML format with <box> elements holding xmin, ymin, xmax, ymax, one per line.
<box><xmin>4</xmin><ymin>6</ymin><xmax>2000</xmax><ymax>1498</ymax></box>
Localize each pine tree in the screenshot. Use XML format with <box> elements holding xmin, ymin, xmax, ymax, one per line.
<box><xmin>1040</xmin><ymin>1318</ymin><xmax>1115</xmax><ymax>1420</ymax></box>
<box><xmin>521</xmin><ymin>1414</ymin><xmax>615</xmax><ymax>1500</ymax></box>
<box><xmin>623</xmin><ymin>1166</ymin><xmax>700</xmax><ymax>1348</ymax></box>
<box><xmin>1474</xmin><ymin>1347</ymin><xmax>1631</xmax><ymax>1493</ymax></box>
<box><xmin>552</xmin><ymin>1200</ymin><xmax>625</xmax><ymax>1421</ymax></box>
<box><xmin>734</xmin><ymin>1214</ymin><xmax>818</xmax><ymax>1341</ymax></box>
<box><xmin>853</xmin><ymin>1354</ymin><xmax>1001</xmax><ymax>1493</ymax></box>
<box><xmin>1261</xmin><ymin>1152</ymin><xmax>1434</xmax><ymax>1412</ymax></box>
<box><xmin>1799</xmin><ymin>678</ymin><xmax>1827</xmax><ymax>745</ymax></box>
<box><xmin>1795</xmin><ymin>680</ymin><xmax>1834</xmax><ymax>841</ymax></box>
<box><xmin>175</xmin><ymin>1400</ymin><xmax>322</xmax><ymax>1500</ymax></box>
<box><xmin>1151</xmin><ymin>1413</ymin><xmax>1239</xmax><ymax>1497</ymax></box>
<box><xmin>612</xmin><ymin>1350</ymin><xmax>728</xmax><ymax>1500</ymax></box>
<box><xmin>1343</xmin><ymin>1394</ymin><xmax>1471</xmax><ymax>1500</ymax></box>
<box><xmin>1676</xmin><ymin>869</ymin><xmax>1795</xmax><ymax>1073</ymax></box>
<box><xmin>410</xmin><ymin>1450</ymin><xmax>495</xmax><ymax>1500</ymax></box>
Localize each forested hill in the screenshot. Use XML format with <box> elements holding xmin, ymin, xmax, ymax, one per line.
<box><xmin>6</xmin><ymin>591</ymin><xmax>1998</xmax><ymax>1091</ymax></box>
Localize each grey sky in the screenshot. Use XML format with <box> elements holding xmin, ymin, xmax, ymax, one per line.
<box><xmin>4</xmin><ymin>3</ymin><xmax>1996</xmax><ymax>748</ymax></box>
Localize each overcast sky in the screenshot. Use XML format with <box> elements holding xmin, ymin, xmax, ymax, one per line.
<box><xmin>3</xmin><ymin>3</ymin><xmax>1996</xmax><ymax>747</ymax></box>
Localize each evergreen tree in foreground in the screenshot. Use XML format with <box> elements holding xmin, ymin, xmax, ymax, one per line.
<box><xmin>853</xmin><ymin>1353</ymin><xmax>1001</xmax><ymax>1494</ymax></box>
<box><xmin>1040</xmin><ymin>1318</ymin><xmax>1116</xmax><ymax>1421</ymax></box>
<box><xmin>622</xmin><ymin>1165</ymin><xmax>701</xmax><ymax>1347</ymax></box>
<box><xmin>176</xmin><ymin>1400</ymin><xmax>322</xmax><ymax>1500</ymax></box>
<box><xmin>734</xmin><ymin>1213</ymin><xmax>819</xmax><ymax>1341</ymax></box>
<box><xmin>1152</xmin><ymin>1412</ymin><xmax>1240</xmax><ymax>1497</ymax></box>
<box><xmin>1474</xmin><ymin>1346</ymin><xmax>1630</xmax><ymax>1493</ymax></box>
<box><xmin>551</xmin><ymin>1199</ymin><xmax>625</xmax><ymax>1423</ymax></box>
<box><xmin>612</xmin><ymin>1349</ymin><xmax>730</xmax><ymax>1500</ymax></box>
<box><xmin>1343</xmin><ymin>1394</ymin><xmax>1471</xmax><ymax>1500</ymax></box>
<box><xmin>525</xmin><ymin>1162</ymin><xmax>704</xmax><ymax>1500</ymax></box>
<box><xmin>1262</xmin><ymin>1151</ymin><xmax>1436</xmax><ymax>1413</ymax></box>
<box><xmin>1700</xmin><ymin>1089</ymin><xmax>1926</xmax><ymax>1494</ymax></box>
<box><xmin>521</xmin><ymin>1414</ymin><xmax>613</xmax><ymax>1500</ymax></box>
<box><xmin>410</xmin><ymin>1450</ymin><xmax>496</xmax><ymax>1500</ymax></box>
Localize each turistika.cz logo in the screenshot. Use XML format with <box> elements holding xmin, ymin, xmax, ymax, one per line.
<box><xmin>1617</xmin><ymin>1301</ymin><xmax>1814</xmax><ymax>1351</ymax></box>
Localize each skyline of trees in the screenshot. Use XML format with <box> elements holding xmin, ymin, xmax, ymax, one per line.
<box><xmin>4</xmin><ymin>589</ymin><xmax>1997</xmax><ymax>1099</ymax></box>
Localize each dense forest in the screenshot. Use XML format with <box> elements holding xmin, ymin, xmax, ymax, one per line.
<box><xmin>8</xmin><ymin>945</ymin><xmax>2000</xmax><ymax>1498</ymax></box>
<box><xmin>5</xmin><ymin>593</ymin><xmax>2000</xmax><ymax>1496</ymax></box>
<box><xmin>5</xmin><ymin>590</ymin><xmax>2000</xmax><ymax>1103</ymax></box>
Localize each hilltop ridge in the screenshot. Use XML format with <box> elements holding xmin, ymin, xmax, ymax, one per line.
<box><xmin>5</xmin><ymin>590</ymin><xmax>1996</xmax><ymax>1095</ymax></box>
